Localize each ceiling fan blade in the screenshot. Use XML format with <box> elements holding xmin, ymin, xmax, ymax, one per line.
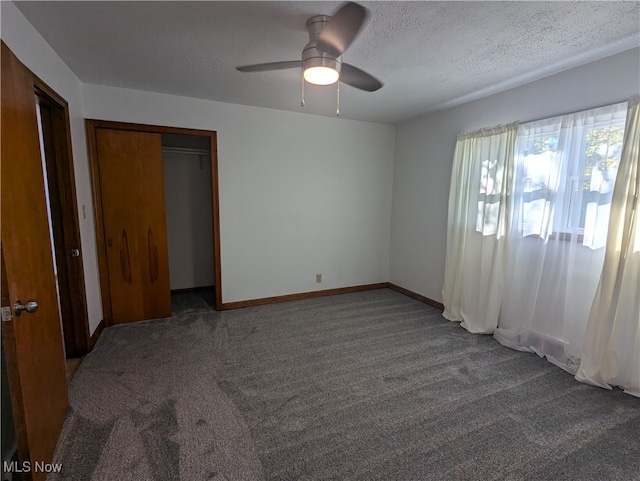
<box><xmin>236</xmin><ymin>61</ymin><xmax>301</xmax><ymax>72</ymax></box>
<box><xmin>340</xmin><ymin>63</ymin><xmax>383</xmax><ymax>92</ymax></box>
<box><xmin>317</xmin><ymin>2</ymin><xmax>367</xmax><ymax>57</ymax></box>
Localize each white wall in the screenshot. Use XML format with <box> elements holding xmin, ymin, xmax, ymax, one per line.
<box><xmin>389</xmin><ymin>47</ymin><xmax>640</xmax><ymax>303</ymax></box>
<box><xmin>82</xmin><ymin>84</ymin><xmax>396</xmax><ymax>303</ymax></box>
<box><xmin>163</xmin><ymin>151</ymin><xmax>215</xmax><ymax>290</ymax></box>
<box><xmin>1</xmin><ymin>2</ymin><xmax>103</xmax><ymax>334</ymax></box>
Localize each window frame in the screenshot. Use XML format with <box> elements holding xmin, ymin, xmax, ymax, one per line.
<box><xmin>516</xmin><ymin>111</ymin><xmax>626</xmax><ymax>243</ymax></box>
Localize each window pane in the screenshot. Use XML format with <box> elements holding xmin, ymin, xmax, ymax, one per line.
<box><xmin>520</xmin><ymin>137</ymin><xmax>559</xmax><ymax>238</ymax></box>
<box><xmin>580</xmin><ymin>123</ymin><xmax>624</xmax><ymax>248</ymax></box>
<box><xmin>516</xmin><ymin>103</ymin><xmax>627</xmax><ymax>248</ymax></box>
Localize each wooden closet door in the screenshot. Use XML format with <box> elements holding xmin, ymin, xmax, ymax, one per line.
<box><xmin>96</xmin><ymin>129</ymin><xmax>171</xmax><ymax>324</ymax></box>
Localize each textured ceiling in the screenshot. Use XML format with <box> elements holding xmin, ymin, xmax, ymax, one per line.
<box><xmin>15</xmin><ymin>1</ymin><xmax>640</xmax><ymax>124</ymax></box>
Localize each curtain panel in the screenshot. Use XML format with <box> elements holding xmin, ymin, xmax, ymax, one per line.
<box><xmin>494</xmin><ymin>102</ymin><xmax>628</xmax><ymax>374</ymax></box>
<box><xmin>442</xmin><ymin>123</ymin><xmax>518</xmax><ymax>333</ymax></box>
<box><xmin>442</xmin><ymin>99</ymin><xmax>638</xmax><ymax>396</ymax></box>
<box><xmin>576</xmin><ymin>97</ymin><xmax>640</xmax><ymax>397</ymax></box>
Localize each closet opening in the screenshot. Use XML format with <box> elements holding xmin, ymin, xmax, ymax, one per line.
<box><xmin>86</xmin><ymin>119</ymin><xmax>222</xmax><ymax>325</ymax></box>
<box><xmin>161</xmin><ymin>134</ymin><xmax>217</xmax><ymax>311</ymax></box>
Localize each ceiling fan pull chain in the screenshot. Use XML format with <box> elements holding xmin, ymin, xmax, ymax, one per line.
<box><xmin>336</xmin><ymin>79</ymin><xmax>340</xmax><ymax>116</ymax></box>
<box><xmin>301</xmin><ymin>69</ymin><xmax>305</xmax><ymax>107</ymax></box>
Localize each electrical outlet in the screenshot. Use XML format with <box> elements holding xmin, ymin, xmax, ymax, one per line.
<box><xmin>315</xmin><ymin>273</ymin><xmax>322</xmax><ymax>283</ymax></box>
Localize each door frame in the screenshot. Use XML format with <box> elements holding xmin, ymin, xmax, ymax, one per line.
<box><xmin>85</xmin><ymin>120</ymin><xmax>223</xmax><ymax>324</ymax></box>
<box><xmin>33</xmin><ymin>75</ymin><xmax>91</xmax><ymax>356</ymax></box>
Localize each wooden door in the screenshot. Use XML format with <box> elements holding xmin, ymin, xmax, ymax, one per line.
<box><xmin>95</xmin><ymin>129</ymin><xmax>172</xmax><ymax>324</ymax></box>
<box><xmin>1</xmin><ymin>42</ymin><xmax>68</xmax><ymax>481</ymax></box>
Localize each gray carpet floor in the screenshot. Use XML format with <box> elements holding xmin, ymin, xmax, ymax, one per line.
<box><xmin>50</xmin><ymin>289</ymin><xmax>640</xmax><ymax>480</ymax></box>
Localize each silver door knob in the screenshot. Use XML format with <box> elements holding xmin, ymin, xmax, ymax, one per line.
<box><xmin>14</xmin><ymin>299</ymin><xmax>38</xmax><ymax>316</ymax></box>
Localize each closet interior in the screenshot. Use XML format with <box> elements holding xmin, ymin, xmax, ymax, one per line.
<box><xmin>161</xmin><ymin>134</ymin><xmax>215</xmax><ymax>305</ymax></box>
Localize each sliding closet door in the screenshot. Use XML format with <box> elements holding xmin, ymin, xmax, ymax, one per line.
<box><xmin>96</xmin><ymin>129</ymin><xmax>171</xmax><ymax>323</ymax></box>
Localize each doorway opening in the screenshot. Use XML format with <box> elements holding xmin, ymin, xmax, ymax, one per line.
<box><xmin>85</xmin><ymin>119</ymin><xmax>222</xmax><ymax>326</ymax></box>
<box><xmin>33</xmin><ymin>79</ymin><xmax>90</xmax><ymax>361</ymax></box>
<box><xmin>161</xmin><ymin>134</ymin><xmax>217</xmax><ymax>313</ymax></box>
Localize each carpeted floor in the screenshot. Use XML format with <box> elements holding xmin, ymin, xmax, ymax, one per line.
<box><xmin>50</xmin><ymin>289</ymin><xmax>640</xmax><ymax>480</ymax></box>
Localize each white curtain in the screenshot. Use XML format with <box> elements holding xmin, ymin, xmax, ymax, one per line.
<box><xmin>442</xmin><ymin>124</ymin><xmax>517</xmax><ymax>333</ymax></box>
<box><xmin>576</xmin><ymin>97</ymin><xmax>640</xmax><ymax>397</ymax></box>
<box><xmin>494</xmin><ymin>103</ymin><xmax>628</xmax><ymax>373</ymax></box>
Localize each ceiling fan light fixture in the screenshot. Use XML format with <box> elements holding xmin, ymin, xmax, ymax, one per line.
<box><xmin>304</xmin><ymin>66</ymin><xmax>339</xmax><ymax>85</ymax></box>
<box><xmin>236</xmin><ymin>3</ymin><xmax>383</xmax><ymax>95</ymax></box>
<box><xmin>302</xmin><ymin>55</ymin><xmax>341</xmax><ymax>86</ymax></box>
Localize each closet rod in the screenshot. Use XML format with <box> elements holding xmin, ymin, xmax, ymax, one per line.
<box><xmin>162</xmin><ymin>147</ymin><xmax>210</xmax><ymax>156</ymax></box>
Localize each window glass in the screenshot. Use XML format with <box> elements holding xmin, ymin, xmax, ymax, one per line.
<box><xmin>515</xmin><ymin>103</ymin><xmax>627</xmax><ymax>248</ymax></box>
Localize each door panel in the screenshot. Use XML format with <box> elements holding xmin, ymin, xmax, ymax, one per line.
<box><xmin>96</xmin><ymin>129</ymin><xmax>171</xmax><ymax>323</ymax></box>
<box><xmin>1</xmin><ymin>42</ymin><xmax>68</xmax><ymax>480</ymax></box>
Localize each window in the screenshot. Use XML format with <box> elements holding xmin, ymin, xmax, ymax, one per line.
<box><xmin>515</xmin><ymin>103</ymin><xmax>627</xmax><ymax>248</ymax></box>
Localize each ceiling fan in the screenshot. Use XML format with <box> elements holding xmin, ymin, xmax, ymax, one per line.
<box><xmin>236</xmin><ymin>2</ymin><xmax>383</xmax><ymax>93</ymax></box>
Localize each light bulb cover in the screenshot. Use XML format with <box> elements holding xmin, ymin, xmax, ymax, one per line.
<box><xmin>302</xmin><ymin>55</ymin><xmax>341</xmax><ymax>86</ymax></box>
<box><xmin>304</xmin><ymin>66</ymin><xmax>339</xmax><ymax>85</ymax></box>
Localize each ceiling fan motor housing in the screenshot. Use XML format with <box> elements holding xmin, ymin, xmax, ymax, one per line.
<box><xmin>302</xmin><ymin>15</ymin><xmax>342</xmax><ymax>75</ymax></box>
